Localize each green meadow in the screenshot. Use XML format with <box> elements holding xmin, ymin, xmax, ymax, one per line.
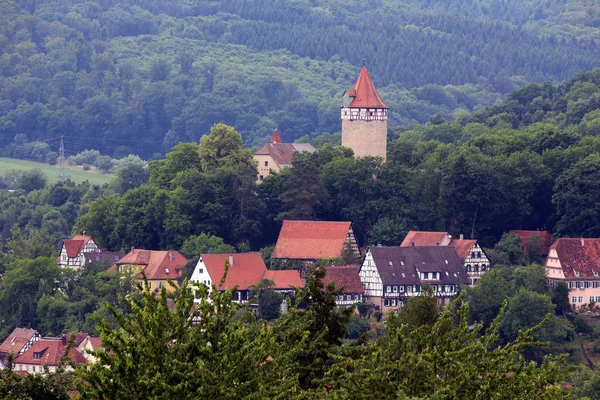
<box><xmin>0</xmin><ymin>158</ymin><xmax>114</xmax><ymax>186</ymax></box>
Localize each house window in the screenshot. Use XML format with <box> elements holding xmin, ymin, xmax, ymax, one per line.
<box><xmin>148</xmin><ymin>281</ymin><xmax>152</xmax><ymax>289</ymax></box>
<box><xmin>259</xmin><ymin>175</ymin><xmax>264</xmax><ymax>181</ymax></box>
<box><xmin>415</xmin><ymin>285</ymin><xmax>420</xmax><ymax>292</ymax></box>
<box><xmin>383</xmin><ymin>299</ymin><xmax>390</xmax><ymax>307</ymax></box>
<box><xmin>399</xmin><ymin>286</ymin><xmax>405</xmax><ymax>292</ymax></box>
<box><xmin>265</xmin><ymin>161</ymin><xmax>269</xmax><ymax>167</ymax></box>
<box><xmin>471</xmin><ymin>252</ymin><xmax>475</xmax><ymax>258</ymax></box>
<box><xmin>386</xmin><ymin>286</ymin><xmax>392</xmax><ymax>293</ymax></box>
<box><xmin>33</xmin><ymin>352</ymin><xmax>42</xmax><ymax>360</ymax></box>
<box><xmin>392</xmin><ymin>286</ymin><xmax>398</xmax><ymax>292</ymax></box>
<box><xmin>578</xmin><ymin>296</ymin><xmax>584</xmax><ymax>303</ymax></box>
<box><xmin>346</xmin><ymin>294</ymin><xmax>351</xmax><ymax>301</ymax></box>
<box><xmin>595</xmin><ymin>271</ymin><xmax>599</xmax><ymax>277</ymax></box>
<box><xmin>158</xmin><ymin>282</ymin><xmax>163</xmax><ymax>289</ymax></box>
<box><xmin>591</xmin><ymin>296</ymin><xmax>597</xmax><ymax>304</ymax></box>
<box><xmin>575</xmin><ymin>271</ymin><xmax>580</xmax><ymax>277</ymax></box>
<box><xmin>391</xmin><ymin>300</ymin><xmax>397</xmax><ymax>306</ymax></box>
<box><xmin>198</xmin><ymin>268</ymin><xmax>203</xmax><ymax>274</ymax></box>
<box><xmin>407</xmin><ymin>286</ymin><xmax>412</xmax><ymax>292</ymax></box>
<box><xmin>477</xmin><ymin>252</ymin><xmax>481</xmax><ymax>258</ymax></box>
<box><xmin>572</xmin><ymin>296</ymin><xmax>577</xmax><ymax>303</ymax></box>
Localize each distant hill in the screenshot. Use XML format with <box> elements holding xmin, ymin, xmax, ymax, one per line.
<box><xmin>0</xmin><ymin>0</ymin><xmax>599</xmax><ymax>157</ymax></box>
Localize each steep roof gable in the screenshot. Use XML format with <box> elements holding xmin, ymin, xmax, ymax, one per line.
<box><xmin>0</xmin><ymin>328</ymin><xmax>38</xmax><ymax>355</ymax></box>
<box><xmin>15</xmin><ymin>338</ymin><xmax>86</xmax><ymax>366</ymax></box>
<box><xmin>272</xmin><ymin>220</ymin><xmax>353</xmax><ymax>260</ymax></box>
<box><xmin>552</xmin><ymin>238</ymin><xmax>600</xmax><ymax>279</ymax></box>
<box><xmin>201</xmin><ymin>253</ymin><xmax>268</xmax><ymax>290</ymax></box>
<box><xmin>448</xmin><ymin>239</ymin><xmax>479</xmax><ymax>259</ymax></box>
<box><xmin>117</xmin><ymin>249</ymin><xmax>187</xmax><ymax>280</ymax></box>
<box><xmin>322</xmin><ymin>266</ymin><xmax>364</xmax><ymax>293</ymax></box>
<box><xmin>400</xmin><ymin>231</ymin><xmax>449</xmax><ymax>247</ymax></box>
<box><xmin>270</xmin><ymin>129</ymin><xmax>282</xmax><ymax>144</ymax></box>
<box><xmin>345</xmin><ymin>66</ymin><xmax>388</xmax><ymax>109</ymax></box>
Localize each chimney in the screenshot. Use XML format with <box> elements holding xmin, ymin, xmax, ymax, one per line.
<box><xmin>436</xmin><ymin>242</ymin><xmax>439</xmax><ymax>246</ymax></box>
<box><xmin>459</xmin><ymin>234</ymin><xmax>464</xmax><ymax>240</ymax></box>
<box><xmin>169</xmin><ymin>250</ymin><xmax>173</xmax><ymax>262</ymax></box>
<box><xmin>82</xmin><ymin>230</ymin><xmax>86</xmax><ymax>235</ymax></box>
<box><xmin>411</xmin><ymin>242</ymin><xmax>415</xmax><ymax>247</ymax></box>
<box><xmin>61</xmin><ymin>334</ymin><xmax>67</xmax><ymax>345</ymax></box>
<box><xmin>581</xmin><ymin>238</ymin><xmax>585</xmax><ymax>247</ymax></box>
<box><xmin>229</xmin><ymin>255</ymin><xmax>234</xmax><ymax>266</ymax></box>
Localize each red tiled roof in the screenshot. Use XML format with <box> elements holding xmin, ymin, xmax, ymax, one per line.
<box><xmin>270</xmin><ymin>129</ymin><xmax>282</xmax><ymax>144</ymax></box>
<box><xmin>272</xmin><ymin>220</ymin><xmax>353</xmax><ymax>260</ymax></box>
<box><xmin>448</xmin><ymin>239</ymin><xmax>477</xmax><ymax>259</ymax></box>
<box><xmin>15</xmin><ymin>339</ymin><xmax>86</xmax><ymax>366</ymax></box>
<box><xmin>254</xmin><ymin>143</ymin><xmax>316</xmax><ymax>168</ymax></box>
<box><xmin>263</xmin><ymin>270</ymin><xmax>304</xmax><ymax>289</ymax></box>
<box><xmin>63</xmin><ymin>240</ymin><xmax>85</xmax><ymax>258</ymax></box>
<box><xmin>201</xmin><ymin>253</ymin><xmax>268</xmax><ymax>291</ymax></box>
<box><xmin>345</xmin><ymin>67</ymin><xmax>387</xmax><ymax>109</ymax></box>
<box><xmin>322</xmin><ymin>266</ymin><xmax>364</xmax><ymax>293</ymax></box>
<box><xmin>0</xmin><ymin>328</ymin><xmax>38</xmax><ymax>355</ymax></box>
<box><xmin>400</xmin><ymin>231</ymin><xmax>448</xmax><ymax>247</ymax></box>
<box><xmin>552</xmin><ymin>238</ymin><xmax>600</xmax><ymax>279</ymax></box>
<box><xmin>511</xmin><ymin>230</ymin><xmax>553</xmax><ymax>257</ymax></box>
<box><xmin>117</xmin><ymin>249</ymin><xmax>187</xmax><ymax>280</ymax></box>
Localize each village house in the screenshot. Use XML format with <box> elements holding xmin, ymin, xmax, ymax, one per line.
<box><xmin>190</xmin><ymin>252</ymin><xmax>303</xmax><ymax>305</ymax></box>
<box><xmin>359</xmin><ymin>246</ymin><xmax>468</xmax><ymax>314</ymax></box>
<box><xmin>253</xmin><ymin>129</ymin><xmax>317</xmax><ymax>183</ymax></box>
<box><xmin>13</xmin><ymin>335</ymin><xmax>87</xmax><ymax>374</ymax></box>
<box><xmin>57</xmin><ymin>232</ymin><xmax>101</xmax><ymax>269</ymax></box>
<box><xmin>511</xmin><ymin>230</ymin><xmax>554</xmax><ymax>258</ymax></box>
<box><xmin>0</xmin><ymin>328</ymin><xmax>40</xmax><ymax>365</ymax></box>
<box><xmin>110</xmin><ymin>249</ymin><xmax>188</xmax><ymax>292</ymax></box>
<box><xmin>400</xmin><ymin>231</ymin><xmax>490</xmax><ymax>286</ymax></box>
<box><xmin>76</xmin><ymin>334</ymin><xmax>102</xmax><ymax>363</ymax></box>
<box><xmin>545</xmin><ymin>238</ymin><xmax>600</xmax><ymax>308</ymax></box>
<box><xmin>271</xmin><ymin>220</ymin><xmax>361</xmax><ymax>268</ymax></box>
<box><xmin>322</xmin><ymin>266</ymin><xmax>365</xmax><ymax>307</ymax></box>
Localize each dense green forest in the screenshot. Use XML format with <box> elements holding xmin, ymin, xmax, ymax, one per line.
<box><xmin>1</xmin><ymin>0</ymin><xmax>600</xmax><ymax>158</ymax></box>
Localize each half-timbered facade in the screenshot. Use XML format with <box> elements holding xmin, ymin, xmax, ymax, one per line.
<box><xmin>57</xmin><ymin>233</ymin><xmax>100</xmax><ymax>269</ymax></box>
<box><xmin>191</xmin><ymin>252</ymin><xmax>304</xmax><ymax>305</ymax></box>
<box><xmin>545</xmin><ymin>238</ymin><xmax>600</xmax><ymax>308</ymax></box>
<box><xmin>359</xmin><ymin>246</ymin><xmax>468</xmax><ymax>313</ymax></box>
<box><xmin>400</xmin><ymin>231</ymin><xmax>490</xmax><ymax>286</ymax></box>
<box><xmin>0</xmin><ymin>328</ymin><xmax>40</xmax><ymax>363</ymax></box>
<box><xmin>322</xmin><ymin>266</ymin><xmax>365</xmax><ymax>307</ymax></box>
<box><xmin>272</xmin><ymin>220</ymin><xmax>360</xmax><ymax>268</ymax></box>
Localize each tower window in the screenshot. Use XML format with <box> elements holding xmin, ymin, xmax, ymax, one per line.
<box><xmin>264</xmin><ymin>161</ymin><xmax>268</xmax><ymax>167</ymax></box>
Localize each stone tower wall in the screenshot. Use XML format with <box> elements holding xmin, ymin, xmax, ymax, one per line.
<box><xmin>342</xmin><ymin>119</ymin><xmax>387</xmax><ymax>161</ymax></box>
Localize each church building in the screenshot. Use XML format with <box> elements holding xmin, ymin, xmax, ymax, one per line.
<box><xmin>341</xmin><ymin>65</ymin><xmax>388</xmax><ymax>160</ymax></box>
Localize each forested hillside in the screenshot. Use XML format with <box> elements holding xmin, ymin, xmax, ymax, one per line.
<box><xmin>1</xmin><ymin>0</ymin><xmax>599</xmax><ymax>158</ymax></box>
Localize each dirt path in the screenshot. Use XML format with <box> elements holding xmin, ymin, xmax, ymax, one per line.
<box><xmin>578</xmin><ymin>338</ymin><xmax>595</xmax><ymax>370</ymax></box>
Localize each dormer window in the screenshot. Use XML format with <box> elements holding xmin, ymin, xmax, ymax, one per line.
<box><xmin>575</xmin><ymin>271</ymin><xmax>580</xmax><ymax>277</ymax></box>
<box><xmin>165</xmin><ymin>268</ymin><xmax>170</xmax><ymax>274</ymax></box>
<box><xmin>33</xmin><ymin>351</ymin><xmax>43</xmax><ymax>360</ymax></box>
<box><xmin>595</xmin><ymin>271</ymin><xmax>599</xmax><ymax>277</ymax></box>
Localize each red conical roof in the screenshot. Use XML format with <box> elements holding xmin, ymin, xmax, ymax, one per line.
<box><xmin>270</xmin><ymin>129</ymin><xmax>282</xmax><ymax>144</ymax></box>
<box><xmin>346</xmin><ymin>67</ymin><xmax>387</xmax><ymax>109</ymax></box>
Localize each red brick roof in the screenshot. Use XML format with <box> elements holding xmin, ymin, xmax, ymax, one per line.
<box><xmin>552</xmin><ymin>238</ymin><xmax>600</xmax><ymax>279</ymax></box>
<box><xmin>345</xmin><ymin>67</ymin><xmax>387</xmax><ymax>109</ymax></box>
<box><xmin>400</xmin><ymin>231</ymin><xmax>449</xmax><ymax>247</ymax></box>
<box><xmin>263</xmin><ymin>270</ymin><xmax>304</xmax><ymax>289</ymax></box>
<box><xmin>15</xmin><ymin>338</ymin><xmax>86</xmax><ymax>366</ymax></box>
<box><xmin>272</xmin><ymin>220</ymin><xmax>353</xmax><ymax>260</ymax></box>
<box><xmin>202</xmin><ymin>253</ymin><xmax>268</xmax><ymax>290</ymax></box>
<box><xmin>254</xmin><ymin>143</ymin><xmax>316</xmax><ymax>168</ymax></box>
<box><xmin>511</xmin><ymin>230</ymin><xmax>553</xmax><ymax>257</ymax></box>
<box><xmin>117</xmin><ymin>249</ymin><xmax>187</xmax><ymax>280</ymax></box>
<box><xmin>270</xmin><ymin>129</ymin><xmax>282</xmax><ymax>144</ymax></box>
<box><xmin>0</xmin><ymin>328</ymin><xmax>38</xmax><ymax>355</ymax></box>
<box><xmin>448</xmin><ymin>239</ymin><xmax>478</xmax><ymax>259</ymax></box>
<box><xmin>322</xmin><ymin>266</ymin><xmax>364</xmax><ymax>293</ymax></box>
<box><xmin>61</xmin><ymin>234</ymin><xmax>95</xmax><ymax>258</ymax></box>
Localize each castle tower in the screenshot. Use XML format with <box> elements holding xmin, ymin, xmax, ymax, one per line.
<box><xmin>341</xmin><ymin>65</ymin><xmax>388</xmax><ymax>161</ymax></box>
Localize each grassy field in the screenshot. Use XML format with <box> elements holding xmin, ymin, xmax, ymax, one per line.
<box><xmin>0</xmin><ymin>158</ymin><xmax>114</xmax><ymax>186</ymax></box>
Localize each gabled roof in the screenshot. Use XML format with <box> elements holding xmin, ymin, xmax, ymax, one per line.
<box><xmin>272</xmin><ymin>220</ymin><xmax>353</xmax><ymax>260</ymax></box>
<box><xmin>201</xmin><ymin>253</ymin><xmax>268</xmax><ymax>291</ymax></box>
<box><xmin>345</xmin><ymin>66</ymin><xmax>387</xmax><ymax>109</ymax></box>
<box><xmin>0</xmin><ymin>328</ymin><xmax>38</xmax><ymax>355</ymax></box>
<box><xmin>551</xmin><ymin>238</ymin><xmax>600</xmax><ymax>279</ymax></box>
<box><xmin>14</xmin><ymin>338</ymin><xmax>86</xmax><ymax>366</ymax></box>
<box><xmin>448</xmin><ymin>239</ymin><xmax>478</xmax><ymax>259</ymax></box>
<box><xmin>254</xmin><ymin>143</ymin><xmax>317</xmax><ymax>168</ymax></box>
<box><xmin>117</xmin><ymin>249</ymin><xmax>187</xmax><ymax>280</ymax></box>
<box><xmin>511</xmin><ymin>230</ymin><xmax>553</xmax><ymax>257</ymax></box>
<box><xmin>368</xmin><ymin>246</ymin><xmax>468</xmax><ymax>286</ymax></box>
<box><xmin>400</xmin><ymin>231</ymin><xmax>450</xmax><ymax>247</ymax></box>
<box><xmin>322</xmin><ymin>266</ymin><xmax>364</xmax><ymax>293</ymax></box>
<box><xmin>61</xmin><ymin>234</ymin><xmax>96</xmax><ymax>258</ymax></box>
<box><xmin>270</xmin><ymin>129</ymin><xmax>282</xmax><ymax>144</ymax></box>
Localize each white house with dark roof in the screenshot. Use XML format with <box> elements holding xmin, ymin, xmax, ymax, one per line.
<box><xmin>359</xmin><ymin>246</ymin><xmax>468</xmax><ymax>313</ymax></box>
<box><xmin>57</xmin><ymin>233</ymin><xmax>101</xmax><ymax>269</ymax></box>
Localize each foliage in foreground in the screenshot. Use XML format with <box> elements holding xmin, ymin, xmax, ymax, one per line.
<box><xmin>74</xmin><ymin>270</ymin><xmax>571</xmax><ymax>399</ymax></box>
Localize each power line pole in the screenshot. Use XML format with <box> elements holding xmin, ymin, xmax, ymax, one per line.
<box><xmin>58</xmin><ymin>136</ymin><xmax>65</xmax><ymax>183</ymax></box>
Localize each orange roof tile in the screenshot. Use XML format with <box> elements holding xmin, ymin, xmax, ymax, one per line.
<box><xmin>15</xmin><ymin>338</ymin><xmax>86</xmax><ymax>366</ymax></box>
<box><xmin>117</xmin><ymin>249</ymin><xmax>187</xmax><ymax>280</ymax></box>
<box><xmin>345</xmin><ymin>67</ymin><xmax>387</xmax><ymax>109</ymax></box>
<box><xmin>0</xmin><ymin>328</ymin><xmax>38</xmax><ymax>355</ymax></box>
<box><xmin>263</xmin><ymin>270</ymin><xmax>304</xmax><ymax>289</ymax></box>
<box><xmin>201</xmin><ymin>253</ymin><xmax>268</xmax><ymax>290</ymax></box>
<box><xmin>272</xmin><ymin>220</ymin><xmax>353</xmax><ymax>260</ymax></box>
<box><xmin>400</xmin><ymin>231</ymin><xmax>449</xmax><ymax>247</ymax></box>
<box><xmin>448</xmin><ymin>239</ymin><xmax>478</xmax><ymax>259</ymax></box>
<box><xmin>322</xmin><ymin>266</ymin><xmax>364</xmax><ymax>293</ymax></box>
<box><xmin>254</xmin><ymin>143</ymin><xmax>316</xmax><ymax>168</ymax></box>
